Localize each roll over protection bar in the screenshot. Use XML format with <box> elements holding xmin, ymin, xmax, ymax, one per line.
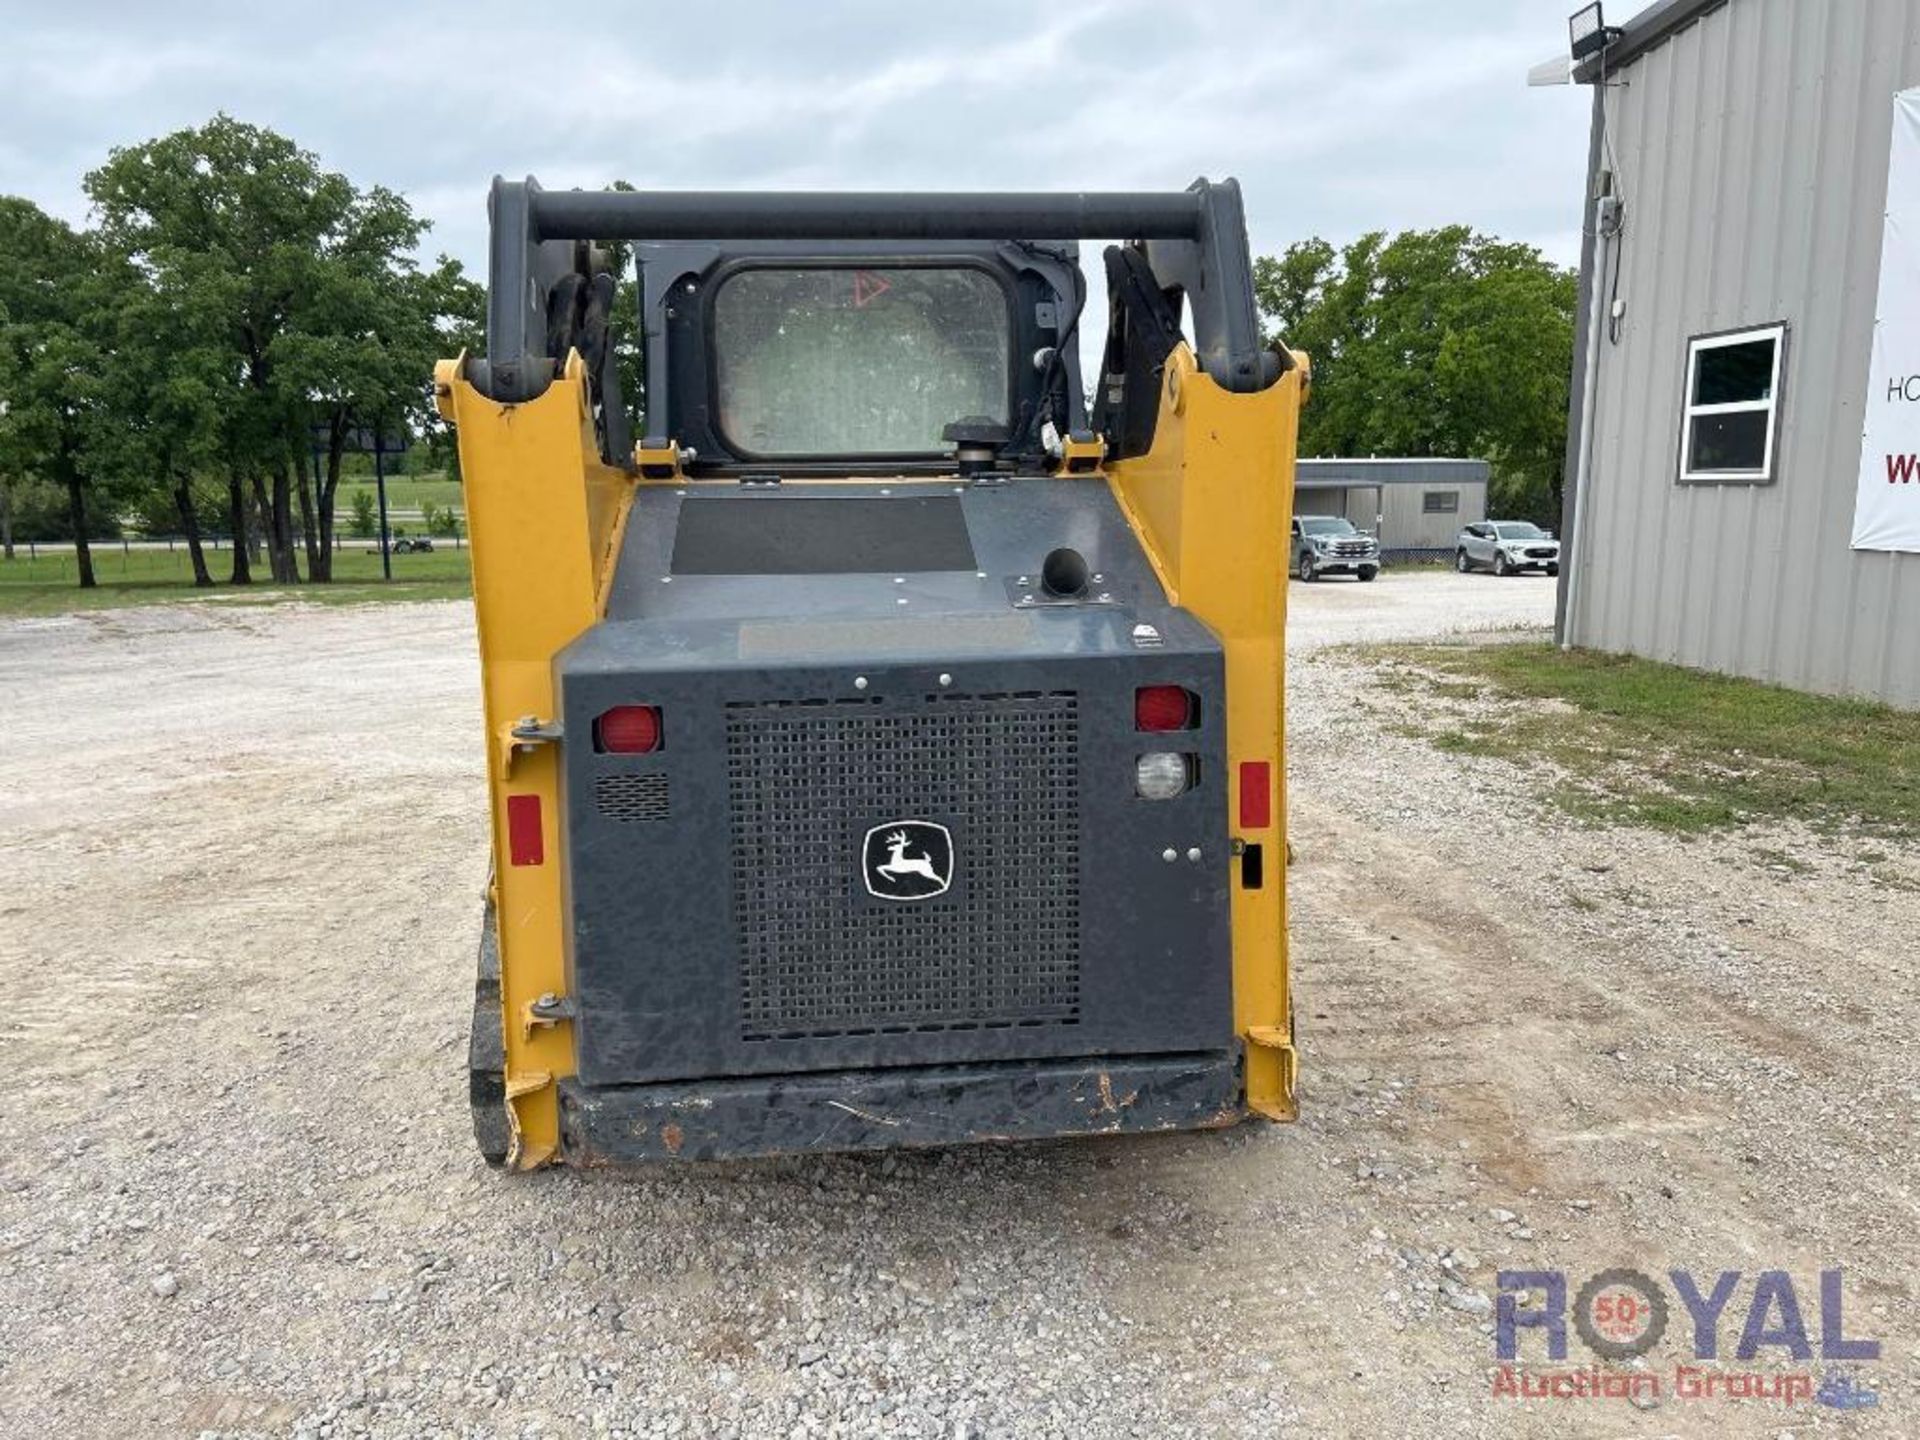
<box><xmin>478</xmin><ymin>176</ymin><xmax>1285</xmax><ymax>406</ymax></box>
<box><xmin>532</xmin><ymin>189</ymin><xmax>1209</xmax><ymax>241</ymax></box>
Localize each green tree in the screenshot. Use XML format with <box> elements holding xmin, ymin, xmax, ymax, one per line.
<box><xmin>277</xmin><ymin>217</ymin><xmax>475</xmax><ymax>579</ymax></box>
<box><xmin>1256</xmin><ymin>227</ymin><xmax>1576</xmax><ymax>524</ymax></box>
<box><xmin>348</xmin><ymin>487</ymin><xmax>376</xmax><ymax>538</ymax></box>
<box><xmin>85</xmin><ymin>115</ymin><xmax>483</xmax><ymax>584</ymax></box>
<box><xmin>0</xmin><ymin>478</ymin><xmax>123</xmax><ymax>543</ymax></box>
<box><xmin>0</xmin><ymin>303</ymin><xmax>13</xmax><ymax>559</ymax></box>
<box><xmin>604</xmin><ymin>180</ymin><xmax>646</xmax><ymax>445</ymax></box>
<box><xmin>0</xmin><ymin>199</ymin><xmax>127</xmax><ymax>587</ymax></box>
<box><xmin>128</xmin><ymin>474</ymin><xmax>228</xmax><ymax>539</ymax></box>
<box><xmin>89</xmin><ymin>258</ymin><xmax>231</xmax><ymax>586</ymax></box>
<box><xmin>85</xmin><ymin>118</ymin><xmax>335</xmax><ymax>583</ymax></box>
<box><xmin>421</xmin><ymin>259</ymin><xmax>484</xmax><ymax>485</ymax></box>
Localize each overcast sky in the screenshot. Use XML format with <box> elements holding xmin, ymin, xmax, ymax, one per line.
<box><xmin>2</xmin><ymin>0</ymin><xmax>1593</xmax><ymax>298</ymax></box>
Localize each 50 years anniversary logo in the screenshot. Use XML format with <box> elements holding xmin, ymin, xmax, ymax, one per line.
<box><xmin>1493</xmin><ymin>1267</ymin><xmax>1882</xmax><ymax>1410</ymax></box>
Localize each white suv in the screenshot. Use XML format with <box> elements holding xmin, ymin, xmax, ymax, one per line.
<box><xmin>1456</xmin><ymin>521</ymin><xmax>1559</xmax><ymax>577</ymax></box>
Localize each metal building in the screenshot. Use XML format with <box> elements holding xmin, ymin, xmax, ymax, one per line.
<box><xmin>1294</xmin><ymin>458</ymin><xmax>1489</xmax><ymax>558</ymax></box>
<box><xmin>1559</xmin><ymin>0</ymin><xmax>1920</xmax><ymax>707</ymax></box>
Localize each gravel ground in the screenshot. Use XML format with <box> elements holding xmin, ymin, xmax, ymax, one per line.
<box><xmin>1284</xmin><ymin>564</ymin><xmax>1557</xmax><ymax>650</ymax></box>
<box><xmin>0</xmin><ymin>571</ymin><xmax>1911</xmax><ymax>1438</ymax></box>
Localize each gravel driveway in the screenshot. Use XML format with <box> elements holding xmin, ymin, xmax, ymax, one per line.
<box><xmin>0</xmin><ymin>576</ymin><xmax>1910</xmax><ymax>1438</ymax></box>
<box><xmin>1285</xmin><ymin>564</ymin><xmax>1558</xmax><ymax>650</ymax></box>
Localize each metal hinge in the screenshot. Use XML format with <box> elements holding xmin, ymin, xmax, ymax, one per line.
<box><xmin>1057</xmin><ymin>430</ymin><xmax>1106</xmax><ymax>475</ymax></box>
<box><xmin>634</xmin><ymin>439</ymin><xmax>687</xmax><ymax>481</ymax></box>
<box><xmin>522</xmin><ymin>991</ymin><xmax>578</xmax><ymax>1040</ymax></box>
<box><xmin>498</xmin><ymin>716</ymin><xmax>562</xmax><ymax>779</ymax></box>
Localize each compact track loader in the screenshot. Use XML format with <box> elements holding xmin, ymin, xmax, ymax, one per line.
<box><xmin>436</xmin><ymin>180</ymin><xmax>1304</xmax><ymax>1168</ymax></box>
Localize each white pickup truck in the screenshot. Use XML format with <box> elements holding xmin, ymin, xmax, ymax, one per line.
<box><xmin>1291</xmin><ymin>515</ymin><xmax>1381</xmax><ymax>582</ymax></box>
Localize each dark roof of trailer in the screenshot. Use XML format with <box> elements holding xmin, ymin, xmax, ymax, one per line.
<box><xmin>1296</xmin><ymin>458</ymin><xmax>1489</xmax><ymax>488</ymax></box>
<box><xmin>1572</xmin><ymin>0</ymin><xmax>1730</xmax><ymax>83</ymax></box>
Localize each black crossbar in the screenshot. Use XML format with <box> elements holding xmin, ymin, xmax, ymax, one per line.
<box><xmin>530</xmin><ymin>189</ymin><xmax>1206</xmax><ymax>242</ymax></box>
<box><xmin>478</xmin><ymin>175</ymin><xmax>1277</xmax><ymax>407</ymax></box>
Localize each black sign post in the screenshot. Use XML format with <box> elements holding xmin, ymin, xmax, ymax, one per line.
<box><xmin>315</xmin><ymin>422</ymin><xmax>412</xmax><ymax>581</ymax></box>
<box><xmin>371</xmin><ymin>422</ymin><xmax>393</xmax><ymax>580</ymax></box>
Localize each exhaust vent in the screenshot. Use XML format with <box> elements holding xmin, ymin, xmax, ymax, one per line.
<box><xmin>594</xmin><ymin>773</ymin><xmax>670</xmax><ymax>823</ymax></box>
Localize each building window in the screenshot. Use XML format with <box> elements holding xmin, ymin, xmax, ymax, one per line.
<box><xmin>1422</xmin><ymin>490</ymin><xmax>1460</xmax><ymax>514</ymax></box>
<box><xmin>1679</xmin><ymin>323</ymin><xmax>1786</xmax><ymax>484</ymax></box>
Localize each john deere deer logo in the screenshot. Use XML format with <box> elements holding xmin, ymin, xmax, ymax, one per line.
<box><xmin>861</xmin><ymin>821</ymin><xmax>954</xmax><ymax>901</ymax></box>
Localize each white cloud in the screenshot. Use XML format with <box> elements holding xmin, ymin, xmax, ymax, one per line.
<box><xmin>1</xmin><ymin>0</ymin><xmax>1593</xmax><ymax>319</ymax></box>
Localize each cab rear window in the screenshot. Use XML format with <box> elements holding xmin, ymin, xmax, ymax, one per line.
<box><xmin>712</xmin><ymin>266</ymin><xmax>1010</xmax><ymax>458</ymax></box>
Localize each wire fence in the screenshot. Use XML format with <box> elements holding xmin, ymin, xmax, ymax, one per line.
<box><xmin>2</xmin><ymin>532</ymin><xmax>464</xmax><ymax>556</ymax></box>
<box><xmin>0</xmin><ymin>532</ymin><xmax>466</xmax><ymax>583</ymax></box>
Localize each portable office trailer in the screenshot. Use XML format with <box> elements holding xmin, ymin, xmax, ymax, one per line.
<box><xmin>1294</xmin><ymin>458</ymin><xmax>1490</xmax><ymax>558</ymax></box>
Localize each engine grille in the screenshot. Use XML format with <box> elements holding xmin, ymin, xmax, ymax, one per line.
<box><xmin>1329</xmin><ymin>540</ymin><xmax>1374</xmax><ymax>557</ymax></box>
<box><xmin>725</xmin><ymin>692</ymin><xmax>1081</xmax><ymax>1042</ymax></box>
<box><xmin>1525</xmin><ymin>546</ymin><xmax>1559</xmax><ymax>559</ymax></box>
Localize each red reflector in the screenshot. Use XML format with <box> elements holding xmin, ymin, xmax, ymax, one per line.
<box><xmin>1135</xmin><ymin>685</ymin><xmax>1195</xmax><ymax>731</ymax></box>
<box><xmin>597</xmin><ymin>705</ymin><xmax>662</xmax><ymax>754</ymax></box>
<box><xmin>506</xmin><ymin>794</ymin><xmax>544</xmax><ymax>866</ymax></box>
<box><xmin>1239</xmin><ymin>761</ymin><xmax>1273</xmax><ymax>830</ymax></box>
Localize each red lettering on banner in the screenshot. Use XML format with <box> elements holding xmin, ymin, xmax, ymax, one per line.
<box><xmin>1887</xmin><ymin>453</ymin><xmax>1920</xmax><ymax>483</ymax></box>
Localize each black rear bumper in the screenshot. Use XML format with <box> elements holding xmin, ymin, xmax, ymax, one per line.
<box><xmin>556</xmin><ymin>1050</ymin><xmax>1245</xmax><ymax>1163</ymax></box>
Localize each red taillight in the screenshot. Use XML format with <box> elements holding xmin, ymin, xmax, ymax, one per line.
<box><xmin>596</xmin><ymin>705</ymin><xmax>662</xmax><ymax>754</ymax></box>
<box><xmin>1239</xmin><ymin>760</ymin><xmax>1273</xmax><ymax>829</ymax></box>
<box><xmin>506</xmin><ymin>794</ymin><xmax>544</xmax><ymax>866</ymax></box>
<box><xmin>1135</xmin><ymin>685</ymin><xmax>1196</xmax><ymax>732</ymax></box>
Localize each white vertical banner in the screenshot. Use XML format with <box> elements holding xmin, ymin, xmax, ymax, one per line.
<box><xmin>1855</xmin><ymin>88</ymin><xmax>1920</xmax><ymax>552</ymax></box>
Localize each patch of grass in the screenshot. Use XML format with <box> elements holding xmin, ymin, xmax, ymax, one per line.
<box><xmin>1368</xmin><ymin>669</ymin><xmax>1421</xmax><ymax>695</ymax></box>
<box><xmin>335</xmin><ymin>475</ymin><xmax>463</xmax><ymax>521</ymax></box>
<box><xmin>1377</xmin><ymin>640</ymin><xmax>1920</xmax><ymax>839</ymax></box>
<box><xmin>1548</xmin><ymin>785</ymin><xmax>1740</xmax><ymax>836</ymax></box>
<box><xmin>1749</xmin><ymin>846</ymin><xmax>1814</xmax><ymax>875</ymax></box>
<box><xmin>0</xmin><ymin>545</ymin><xmax>470</xmax><ymax>616</ymax></box>
<box><xmin>1430</xmin><ymin>727</ymin><xmax>1504</xmax><ymax>758</ymax></box>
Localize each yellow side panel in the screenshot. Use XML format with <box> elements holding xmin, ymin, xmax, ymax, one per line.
<box><xmin>438</xmin><ymin>354</ymin><xmax>633</xmax><ymax>1167</ymax></box>
<box><xmin>1107</xmin><ymin>346</ymin><xmax>1301</xmax><ymax>1119</ymax></box>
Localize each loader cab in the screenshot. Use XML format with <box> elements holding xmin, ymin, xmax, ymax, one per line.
<box><xmin>555</xmin><ymin>233</ymin><xmax>1238</xmax><ymax>1140</ymax></box>
<box><xmin>638</xmin><ymin>240</ymin><xmax>1087</xmax><ymax>477</ymax></box>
